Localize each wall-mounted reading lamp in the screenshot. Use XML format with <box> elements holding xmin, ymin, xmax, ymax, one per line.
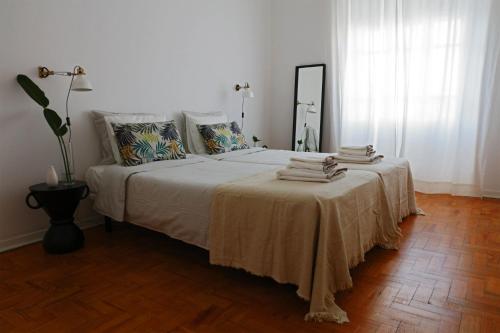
<box><xmin>38</xmin><ymin>65</ymin><xmax>93</xmax><ymax>175</ymax></box>
<box><xmin>297</xmin><ymin>101</ymin><xmax>316</xmax><ymax>127</ymax></box>
<box><xmin>234</xmin><ymin>82</ymin><xmax>254</xmax><ymax>130</ymax></box>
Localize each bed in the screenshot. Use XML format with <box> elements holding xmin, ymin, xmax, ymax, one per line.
<box><xmin>85</xmin><ymin>151</ymin><xmax>406</xmax><ymax>323</ymax></box>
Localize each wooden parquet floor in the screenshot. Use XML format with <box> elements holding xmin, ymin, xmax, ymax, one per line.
<box><xmin>1</xmin><ymin>193</ymin><xmax>500</xmax><ymax>332</ymax></box>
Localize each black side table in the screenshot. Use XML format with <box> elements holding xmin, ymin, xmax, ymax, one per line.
<box><xmin>26</xmin><ymin>181</ymin><xmax>89</xmax><ymax>254</ymax></box>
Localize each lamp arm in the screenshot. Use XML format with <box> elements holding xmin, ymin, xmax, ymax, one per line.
<box><xmin>65</xmin><ymin>70</ymin><xmax>76</xmax><ymax>140</ymax></box>
<box><xmin>39</xmin><ymin>65</ymin><xmax>86</xmax><ymax>78</ymax></box>
<box><xmin>241</xmin><ymin>96</ymin><xmax>245</xmax><ymax>130</ymax></box>
<box><xmin>235</xmin><ymin>82</ymin><xmax>250</xmax><ymax>92</ymax></box>
<box><xmin>63</xmin><ymin>66</ymin><xmax>78</xmax><ymax>178</ymax></box>
<box><xmin>52</xmin><ymin>71</ymin><xmax>74</xmax><ymax>76</ymax></box>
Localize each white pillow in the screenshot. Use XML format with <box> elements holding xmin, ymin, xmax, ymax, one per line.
<box><xmin>183</xmin><ymin>111</ymin><xmax>228</xmax><ymax>154</ymax></box>
<box><xmin>104</xmin><ymin>114</ymin><xmax>168</xmax><ymax>165</ymax></box>
<box><xmin>91</xmin><ymin>110</ymin><xmax>167</xmax><ymax>164</ymax></box>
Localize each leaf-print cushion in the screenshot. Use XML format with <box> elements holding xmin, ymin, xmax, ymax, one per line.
<box><xmin>111</xmin><ymin>121</ymin><xmax>186</xmax><ymax>166</ymax></box>
<box><xmin>197</xmin><ymin>121</ymin><xmax>249</xmax><ymax>155</ymax></box>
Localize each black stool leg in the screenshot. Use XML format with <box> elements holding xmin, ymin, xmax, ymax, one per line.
<box><xmin>104</xmin><ymin>216</ymin><xmax>113</xmax><ymax>233</ymax></box>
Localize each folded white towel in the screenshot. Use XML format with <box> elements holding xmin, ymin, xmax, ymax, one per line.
<box><xmin>288</xmin><ymin>161</ymin><xmax>324</xmax><ymax>171</ymax></box>
<box><xmin>278</xmin><ymin>169</ymin><xmax>330</xmax><ymax>179</ymax></box>
<box><xmin>288</xmin><ymin>161</ymin><xmax>338</xmax><ymax>173</ymax></box>
<box><xmin>340</xmin><ymin>145</ymin><xmax>373</xmax><ymax>151</ymax></box>
<box><xmin>286</xmin><ymin>166</ymin><xmax>327</xmax><ymax>175</ymax></box>
<box><xmin>339</xmin><ymin>149</ymin><xmax>375</xmax><ymax>157</ymax></box>
<box><xmin>339</xmin><ymin>145</ymin><xmax>375</xmax><ymax>157</ymax></box>
<box><xmin>290</xmin><ymin>156</ymin><xmax>336</xmax><ymax>164</ymax></box>
<box><xmin>278</xmin><ymin>172</ymin><xmax>346</xmax><ymax>183</ymax></box>
<box><xmin>334</xmin><ymin>154</ymin><xmax>383</xmax><ymax>164</ymax></box>
<box><xmin>278</xmin><ymin>168</ymin><xmax>347</xmax><ymax>180</ymax></box>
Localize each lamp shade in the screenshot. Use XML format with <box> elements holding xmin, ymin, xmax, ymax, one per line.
<box><xmin>71</xmin><ymin>75</ymin><xmax>93</xmax><ymax>91</ymax></box>
<box><xmin>243</xmin><ymin>89</ymin><xmax>254</xmax><ymax>99</ymax></box>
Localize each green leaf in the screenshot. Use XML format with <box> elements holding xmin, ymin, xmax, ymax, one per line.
<box><xmin>16</xmin><ymin>74</ymin><xmax>49</xmax><ymax>108</ymax></box>
<box><xmin>156</xmin><ymin>141</ymin><xmax>168</xmax><ymax>156</ymax></box>
<box><xmin>43</xmin><ymin>108</ymin><xmax>65</xmax><ymax>137</ymax></box>
<box><xmin>133</xmin><ymin>139</ymin><xmax>154</xmax><ymax>159</ymax></box>
<box><xmin>132</xmin><ymin>122</ymin><xmax>159</xmax><ymax>134</ymax></box>
<box><xmin>56</xmin><ymin>124</ymin><xmax>68</xmax><ymax>137</ymax></box>
<box><xmin>113</xmin><ymin>124</ymin><xmax>136</xmax><ymax>146</ymax></box>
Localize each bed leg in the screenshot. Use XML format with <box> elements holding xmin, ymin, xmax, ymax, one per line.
<box><xmin>104</xmin><ymin>216</ymin><xmax>113</xmax><ymax>233</ymax></box>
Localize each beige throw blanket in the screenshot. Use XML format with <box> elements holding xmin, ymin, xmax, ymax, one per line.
<box><xmin>209</xmin><ymin>170</ymin><xmax>401</xmax><ymax>323</ymax></box>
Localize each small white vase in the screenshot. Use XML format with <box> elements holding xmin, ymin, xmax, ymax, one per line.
<box><xmin>46</xmin><ymin>165</ymin><xmax>59</xmax><ymax>187</ymax></box>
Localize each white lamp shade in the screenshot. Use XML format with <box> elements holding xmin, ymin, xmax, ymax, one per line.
<box><xmin>243</xmin><ymin>89</ymin><xmax>254</xmax><ymax>99</ymax></box>
<box><xmin>71</xmin><ymin>75</ymin><xmax>93</xmax><ymax>91</ymax></box>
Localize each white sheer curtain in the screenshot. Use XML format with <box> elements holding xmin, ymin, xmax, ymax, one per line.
<box><xmin>332</xmin><ymin>0</ymin><xmax>498</xmax><ymax>195</ymax></box>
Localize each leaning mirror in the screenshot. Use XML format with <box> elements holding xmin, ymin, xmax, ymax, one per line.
<box><xmin>292</xmin><ymin>64</ymin><xmax>325</xmax><ymax>152</ymax></box>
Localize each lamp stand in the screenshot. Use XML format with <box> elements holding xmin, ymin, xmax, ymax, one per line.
<box><xmin>63</xmin><ymin>70</ymin><xmax>77</xmax><ymax>183</ymax></box>
<box><xmin>241</xmin><ymin>96</ymin><xmax>246</xmax><ymax>130</ymax></box>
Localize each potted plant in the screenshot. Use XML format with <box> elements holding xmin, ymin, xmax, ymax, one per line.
<box><xmin>16</xmin><ymin>75</ymin><xmax>74</xmax><ymax>184</ymax></box>
<box><xmin>252</xmin><ymin>135</ymin><xmax>262</xmax><ymax>147</ymax></box>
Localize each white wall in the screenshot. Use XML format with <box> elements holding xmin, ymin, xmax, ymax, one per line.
<box><xmin>269</xmin><ymin>0</ymin><xmax>333</xmax><ymax>151</ymax></box>
<box><xmin>0</xmin><ymin>0</ymin><xmax>271</xmax><ymax>250</ymax></box>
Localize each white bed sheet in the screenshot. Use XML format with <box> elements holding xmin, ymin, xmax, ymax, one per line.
<box><xmin>207</xmin><ymin>148</ymin><xmax>418</xmax><ymax>221</ymax></box>
<box><xmin>87</xmin><ymin>156</ymin><xmax>279</xmax><ymax>249</ymax></box>
<box><xmin>85</xmin><ymin>165</ymin><xmax>108</xmax><ymax>195</ymax></box>
<box><xmin>198</xmin><ymin>147</ymin><xmax>267</xmax><ymax>160</ymax></box>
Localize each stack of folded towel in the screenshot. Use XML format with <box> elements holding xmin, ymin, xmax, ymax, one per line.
<box><xmin>336</xmin><ymin>145</ymin><xmax>383</xmax><ymax>164</ymax></box>
<box><xmin>277</xmin><ymin>156</ymin><xmax>347</xmax><ymax>183</ymax></box>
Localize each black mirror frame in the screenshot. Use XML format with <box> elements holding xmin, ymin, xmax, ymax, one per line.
<box><xmin>292</xmin><ymin>64</ymin><xmax>326</xmax><ymax>152</ymax></box>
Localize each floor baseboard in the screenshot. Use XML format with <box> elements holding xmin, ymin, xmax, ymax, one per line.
<box><xmin>482</xmin><ymin>189</ymin><xmax>500</xmax><ymax>199</ymax></box>
<box><xmin>0</xmin><ymin>215</ymin><xmax>103</xmax><ymax>253</ymax></box>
